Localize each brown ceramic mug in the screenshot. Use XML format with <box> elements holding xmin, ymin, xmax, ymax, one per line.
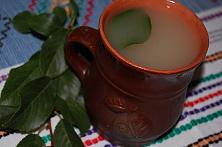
<box><xmin>64</xmin><ymin>0</ymin><xmax>209</xmax><ymax>146</ymax></box>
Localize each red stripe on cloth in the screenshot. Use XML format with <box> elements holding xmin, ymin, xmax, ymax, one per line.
<box><xmin>83</xmin><ymin>0</ymin><xmax>95</xmax><ymax>26</ymax></box>
<box><xmin>28</xmin><ymin>0</ymin><xmax>37</xmax><ymax>12</ymax></box>
<box><xmin>184</xmin><ymin>89</ymin><xmax>222</xmax><ymax>107</ymax></box>
<box><xmin>83</xmin><ymin>135</ymin><xmax>104</xmax><ymax>146</ymax></box>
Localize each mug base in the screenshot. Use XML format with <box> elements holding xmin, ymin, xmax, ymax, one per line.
<box><xmin>95</xmin><ymin>126</ymin><xmax>156</xmax><ymax>147</ymax></box>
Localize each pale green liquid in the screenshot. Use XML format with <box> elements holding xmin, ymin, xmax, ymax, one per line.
<box><xmin>106</xmin><ymin>8</ymin><xmax>200</xmax><ymax>70</ymax></box>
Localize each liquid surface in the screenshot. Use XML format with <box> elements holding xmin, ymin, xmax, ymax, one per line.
<box><xmin>106</xmin><ymin>7</ymin><xmax>200</xmax><ymax>70</ymax></box>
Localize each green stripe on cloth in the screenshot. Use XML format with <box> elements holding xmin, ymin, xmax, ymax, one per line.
<box><xmin>190</xmin><ymin>71</ymin><xmax>222</xmax><ymax>87</ymax></box>
<box><xmin>41</xmin><ymin>134</ymin><xmax>51</xmax><ymax>144</ymax></box>
<box><xmin>146</xmin><ymin>110</ymin><xmax>222</xmax><ymax>146</ymax></box>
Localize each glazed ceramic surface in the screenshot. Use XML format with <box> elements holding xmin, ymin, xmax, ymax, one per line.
<box><xmin>64</xmin><ymin>0</ymin><xmax>209</xmax><ymax>146</ymax></box>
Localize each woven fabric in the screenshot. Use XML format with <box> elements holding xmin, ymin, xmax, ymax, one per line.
<box><xmin>0</xmin><ymin>0</ymin><xmax>222</xmax><ymax>147</ymax></box>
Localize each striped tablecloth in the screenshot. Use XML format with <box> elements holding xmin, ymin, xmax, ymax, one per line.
<box><xmin>0</xmin><ymin>0</ymin><xmax>222</xmax><ymax>147</ymax></box>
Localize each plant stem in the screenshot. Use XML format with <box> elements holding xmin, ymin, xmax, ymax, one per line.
<box><xmin>68</xmin><ymin>15</ymin><xmax>76</xmax><ymax>31</ymax></box>
<box><xmin>48</xmin><ymin>119</ymin><xmax>54</xmax><ymax>147</ymax></box>
<box><xmin>68</xmin><ymin>0</ymin><xmax>78</xmax><ymax>31</ymax></box>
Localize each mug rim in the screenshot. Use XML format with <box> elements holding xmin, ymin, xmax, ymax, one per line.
<box><xmin>99</xmin><ymin>0</ymin><xmax>209</xmax><ymax>74</ymax></box>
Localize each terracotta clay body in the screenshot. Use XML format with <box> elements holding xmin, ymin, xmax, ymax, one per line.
<box><xmin>64</xmin><ymin>0</ymin><xmax>209</xmax><ymax>146</ymax></box>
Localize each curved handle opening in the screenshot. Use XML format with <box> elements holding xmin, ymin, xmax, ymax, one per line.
<box><xmin>64</xmin><ymin>26</ymin><xmax>100</xmax><ymax>82</ymax></box>
<box><xmin>69</xmin><ymin>42</ymin><xmax>94</xmax><ymax>63</ymax></box>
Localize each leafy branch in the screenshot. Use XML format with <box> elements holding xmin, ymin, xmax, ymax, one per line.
<box><xmin>0</xmin><ymin>0</ymin><xmax>90</xmax><ymax>147</ymax></box>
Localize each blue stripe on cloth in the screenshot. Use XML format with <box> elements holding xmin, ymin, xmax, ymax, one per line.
<box><xmin>0</xmin><ymin>0</ymin><xmax>42</xmax><ymax>69</ymax></box>
<box><xmin>76</xmin><ymin>0</ymin><xmax>87</xmax><ymax>26</ymax></box>
<box><xmin>76</xmin><ymin>0</ymin><xmax>90</xmax><ymax>26</ymax></box>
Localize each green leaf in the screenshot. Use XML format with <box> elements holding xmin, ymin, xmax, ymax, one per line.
<box><xmin>0</xmin><ymin>51</ymin><xmax>41</xmax><ymax>104</ymax></box>
<box><xmin>30</xmin><ymin>13</ymin><xmax>63</xmax><ymax>37</ymax></box>
<box><xmin>13</xmin><ymin>10</ymin><xmax>65</xmax><ymax>36</ymax></box>
<box><xmin>55</xmin><ymin>97</ymin><xmax>90</xmax><ymax>134</ymax></box>
<box><xmin>55</xmin><ymin>69</ymin><xmax>81</xmax><ymax>101</ymax></box>
<box><xmin>66</xmin><ymin>100</ymin><xmax>90</xmax><ymax>134</ymax></box>
<box><xmin>40</xmin><ymin>28</ymin><xmax>68</xmax><ymax>78</ymax></box>
<box><xmin>55</xmin><ymin>97</ymin><xmax>72</xmax><ymax>122</ymax></box>
<box><xmin>6</xmin><ymin>77</ymin><xmax>55</xmax><ymax>132</ymax></box>
<box><xmin>105</xmin><ymin>9</ymin><xmax>152</xmax><ymax>50</ymax></box>
<box><xmin>53</xmin><ymin>7</ymin><xmax>67</xmax><ymax>25</ymax></box>
<box><xmin>0</xmin><ymin>52</ymin><xmax>42</xmax><ymax>125</ymax></box>
<box><xmin>54</xmin><ymin>119</ymin><xmax>84</xmax><ymax>147</ymax></box>
<box><xmin>17</xmin><ymin>134</ymin><xmax>46</xmax><ymax>147</ymax></box>
<box><xmin>12</xmin><ymin>11</ymin><xmax>33</xmax><ymax>33</ymax></box>
<box><xmin>0</xmin><ymin>105</ymin><xmax>19</xmax><ymax>126</ymax></box>
<box><xmin>75</xmin><ymin>94</ymin><xmax>85</xmax><ymax>105</ymax></box>
<box><xmin>53</xmin><ymin>69</ymin><xmax>90</xmax><ymax>133</ymax></box>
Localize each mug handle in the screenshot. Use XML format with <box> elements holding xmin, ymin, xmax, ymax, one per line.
<box><xmin>64</xmin><ymin>26</ymin><xmax>100</xmax><ymax>81</ymax></box>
